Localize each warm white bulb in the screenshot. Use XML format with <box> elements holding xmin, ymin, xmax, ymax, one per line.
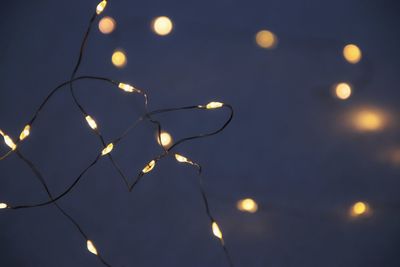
<box><xmin>85</xmin><ymin>115</ymin><xmax>98</xmax><ymax>130</ymax></box>
<box><xmin>101</xmin><ymin>143</ymin><xmax>114</xmax><ymax>156</ymax></box>
<box><xmin>96</xmin><ymin>0</ymin><xmax>107</xmax><ymax>15</ymax></box>
<box><xmin>142</xmin><ymin>160</ymin><xmax>156</xmax><ymax>173</ymax></box>
<box><xmin>212</xmin><ymin>222</ymin><xmax>223</xmax><ymax>239</ymax></box>
<box><xmin>118</xmin><ymin>83</ymin><xmax>140</xmax><ymax>93</ymax></box>
<box><xmin>206</xmin><ymin>102</ymin><xmax>224</xmax><ymax>109</ymax></box>
<box><xmin>175</xmin><ymin>154</ymin><xmax>188</xmax><ymax>163</ymax></box>
<box><xmin>87</xmin><ymin>240</ymin><xmax>98</xmax><ymax>255</ymax></box>
<box><xmin>0</xmin><ymin>203</ymin><xmax>8</xmax><ymax>209</ymax></box>
<box><xmin>19</xmin><ymin>125</ymin><xmax>31</xmax><ymax>141</ymax></box>
<box><xmin>3</xmin><ymin>135</ymin><xmax>16</xmax><ymax>150</ymax></box>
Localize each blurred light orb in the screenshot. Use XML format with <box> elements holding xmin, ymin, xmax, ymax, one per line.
<box><xmin>237</xmin><ymin>198</ymin><xmax>258</xmax><ymax>213</ymax></box>
<box><xmin>255</xmin><ymin>30</ymin><xmax>277</xmax><ymax>49</ymax></box>
<box><xmin>111</xmin><ymin>50</ymin><xmax>127</xmax><ymax>68</ymax></box>
<box><xmin>156</xmin><ymin>131</ymin><xmax>173</xmax><ymax>148</ymax></box>
<box><xmin>98</xmin><ymin>16</ymin><xmax>116</xmax><ymax>34</ymax></box>
<box><xmin>350</xmin><ymin>201</ymin><xmax>369</xmax><ymax>217</ymax></box>
<box><xmin>343</xmin><ymin>44</ymin><xmax>362</xmax><ymax>64</ymax></box>
<box><xmin>352</xmin><ymin>109</ymin><xmax>385</xmax><ymax>132</ymax></box>
<box><xmin>335</xmin><ymin>82</ymin><xmax>352</xmax><ymax>100</ymax></box>
<box><xmin>152</xmin><ymin>16</ymin><xmax>173</xmax><ymax>36</ymax></box>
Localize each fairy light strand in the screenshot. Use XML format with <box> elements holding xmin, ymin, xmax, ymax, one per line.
<box><xmin>0</xmin><ymin>1</ymin><xmax>234</xmax><ymax>267</ymax></box>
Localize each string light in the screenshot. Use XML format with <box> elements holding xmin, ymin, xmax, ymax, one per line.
<box><xmin>142</xmin><ymin>160</ymin><xmax>156</xmax><ymax>173</ymax></box>
<box><xmin>101</xmin><ymin>143</ymin><xmax>114</xmax><ymax>156</ymax></box>
<box><xmin>201</xmin><ymin>101</ymin><xmax>224</xmax><ymax>109</ymax></box>
<box><xmin>350</xmin><ymin>201</ymin><xmax>370</xmax><ymax>217</ymax></box>
<box><xmin>96</xmin><ymin>0</ymin><xmax>107</xmax><ymax>15</ymax></box>
<box><xmin>343</xmin><ymin>44</ymin><xmax>362</xmax><ymax>64</ymax></box>
<box><xmin>156</xmin><ymin>131</ymin><xmax>173</xmax><ymax>147</ymax></box>
<box><xmin>255</xmin><ymin>30</ymin><xmax>278</xmax><ymax>49</ymax></box>
<box><xmin>111</xmin><ymin>50</ymin><xmax>127</xmax><ymax>68</ymax></box>
<box><xmin>237</xmin><ymin>198</ymin><xmax>258</xmax><ymax>213</ymax></box>
<box><xmin>87</xmin><ymin>240</ymin><xmax>98</xmax><ymax>255</ymax></box>
<box><xmin>0</xmin><ymin>203</ymin><xmax>8</xmax><ymax>209</ymax></box>
<box><xmin>0</xmin><ymin>130</ymin><xmax>17</xmax><ymax>151</ymax></box>
<box><xmin>98</xmin><ymin>16</ymin><xmax>116</xmax><ymax>34</ymax></box>
<box><xmin>152</xmin><ymin>16</ymin><xmax>173</xmax><ymax>36</ymax></box>
<box><xmin>19</xmin><ymin>125</ymin><xmax>31</xmax><ymax>141</ymax></box>
<box><xmin>334</xmin><ymin>82</ymin><xmax>352</xmax><ymax>100</ymax></box>
<box><xmin>85</xmin><ymin>115</ymin><xmax>98</xmax><ymax>130</ymax></box>
<box><xmin>175</xmin><ymin>153</ymin><xmax>190</xmax><ymax>163</ymax></box>
<box><xmin>118</xmin><ymin>82</ymin><xmax>140</xmax><ymax>93</ymax></box>
<box><xmin>212</xmin><ymin>221</ymin><xmax>223</xmax><ymax>240</ymax></box>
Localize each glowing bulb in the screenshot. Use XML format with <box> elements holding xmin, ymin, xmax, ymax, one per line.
<box><xmin>19</xmin><ymin>125</ymin><xmax>31</xmax><ymax>141</ymax></box>
<box><xmin>142</xmin><ymin>160</ymin><xmax>156</xmax><ymax>173</ymax></box>
<box><xmin>352</xmin><ymin>109</ymin><xmax>386</xmax><ymax>132</ymax></box>
<box><xmin>112</xmin><ymin>50</ymin><xmax>127</xmax><ymax>68</ymax></box>
<box><xmin>86</xmin><ymin>240</ymin><xmax>98</xmax><ymax>255</ymax></box>
<box><xmin>96</xmin><ymin>0</ymin><xmax>107</xmax><ymax>15</ymax></box>
<box><xmin>206</xmin><ymin>102</ymin><xmax>224</xmax><ymax>109</ymax></box>
<box><xmin>255</xmin><ymin>30</ymin><xmax>278</xmax><ymax>49</ymax></box>
<box><xmin>85</xmin><ymin>115</ymin><xmax>98</xmax><ymax>130</ymax></box>
<box><xmin>157</xmin><ymin>131</ymin><xmax>173</xmax><ymax>147</ymax></box>
<box><xmin>118</xmin><ymin>83</ymin><xmax>140</xmax><ymax>93</ymax></box>
<box><xmin>175</xmin><ymin>154</ymin><xmax>189</xmax><ymax>163</ymax></box>
<box><xmin>152</xmin><ymin>16</ymin><xmax>173</xmax><ymax>36</ymax></box>
<box><xmin>350</xmin><ymin>201</ymin><xmax>369</xmax><ymax>217</ymax></box>
<box><xmin>0</xmin><ymin>203</ymin><xmax>8</xmax><ymax>209</ymax></box>
<box><xmin>212</xmin><ymin>222</ymin><xmax>223</xmax><ymax>240</ymax></box>
<box><xmin>2</xmin><ymin>134</ymin><xmax>17</xmax><ymax>150</ymax></box>
<box><xmin>335</xmin><ymin>83</ymin><xmax>352</xmax><ymax>100</ymax></box>
<box><xmin>98</xmin><ymin>16</ymin><xmax>116</xmax><ymax>34</ymax></box>
<box><xmin>101</xmin><ymin>143</ymin><xmax>114</xmax><ymax>156</ymax></box>
<box><xmin>237</xmin><ymin>198</ymin><xmax>258</xmax><ymax>213</ymax></box>
<box><xmin>343</xmin><ymin>44</ymin><xmax>362</xmax><ymax>64</ymax></box>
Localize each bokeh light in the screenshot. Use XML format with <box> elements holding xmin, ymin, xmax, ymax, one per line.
<box><xmin>255</xmin><ymin>30</ymin><xmax>278</xmax><ymax>49</ymax></box>
<box><xmin>334</xmin><ymin>82</ymin><xmax>352</xmax><ymax>100</ymax></box>
<box><xmin>152</xmin><ymin>16</ymin><xmax>173</xmax><ymax>36</ymax></box>
<box><xmin>98</xmin><ymin>16</ymin><xmax>116</xmax><ymax>34</ymax></box>
<box><xmin>156</xmin><ymin>131</ymin><xmax>173</xmax><ymax>148</ymax></box>
<box><xmin>348</xmin><ymin>107</ymin><xmax>389</xmax><ymax>132</ymax></box>
<box><xmin>237</xmin><ymin>198</ymin><xmax>258</xmax><ymax>213</ymax></box>
<box><xmin>343</xmin><ymin>44</ymin><xmax>362</xmax><ymax>64</ymax></box>
<box><xmin>350</xmin><ymin>201</ymin><xmax>370</xmax><ymax>217</ymax></box>
<box><xmin>111</xmin><ymin>50</ymin><xmax>127</xmax><ymax>68</ymax></box>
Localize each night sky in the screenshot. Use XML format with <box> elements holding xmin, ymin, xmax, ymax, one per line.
<box><xmin>1</xmin><ymin>0</ymin><xmax>400</xmax><ymax>266</ymax></box>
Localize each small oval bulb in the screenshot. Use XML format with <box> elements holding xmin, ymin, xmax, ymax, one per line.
<box><xmin>118</xmin><ymin>83</ymin><xmax>140</xmax><ymax>93</ymax></box>
<box><xmin>101</xmin><ymin>143</ymin><xmax>114</xmax><ymax>156</ymax></box>
<box><xmin>206</xmin><ymin>102</ymin><xmax>224</xmax><ymax>109</ymax></box>
<box><xmin>175</xmin><ymin>154</ymin><xmax>188</xmax><ymax>163</ymax></box>
<box><xmin>19</xmin><ymin>125</ymin><xmax>31</xmax><ymax>141</ymax></box>
<box><xmin>212</xmin><ymin>222</ymin><xmax>223</xmax><ymax>239</ymax></box>
<box><xmin>142</xmin><ymin>160</ymin><xmax>156</xmax><ymax>173</ymax></box>
<box><xmin>85</xmin><ymin>116</ymin><xmax>98</xmax><ymax>130</ymax></box>
<box><xmin>0</xmin><ymin>203</ymin><xmax>8</xmax><ymax>209</ymax></box>
<box><xmin>86</xmin><ymin>240</ymin><xmax>98</xmax><ymax>255</ymax></box>
<box><xmin>96</xmin><ymin>0</ymin><xmax>107</xmax><ymax>15</ymax></box>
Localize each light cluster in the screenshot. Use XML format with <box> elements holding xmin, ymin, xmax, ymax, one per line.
<box><xmin>0</xmin><ymin>1</ymin><xmax>234</xmax><ymax>267</ymax></box>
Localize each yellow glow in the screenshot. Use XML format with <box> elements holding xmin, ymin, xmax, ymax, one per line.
<box><xmin>99</xmin><ymin>16</ymin><xmax>116</xmax><ymax>34</ymax></box>
<box><xmin>96</xmin><ymin>0</ymin><xmax>107</xmax><ymax>15</ymax></box>
<box><xmin>237</xmin><ymin>198</ymin><xmax>258</xmax><ymax>213</ymax></box>
<box><xmin>19</xmin><ymin>125</ymin><xmax>31</xmax><ymax>141</ymax></box>
<box><xmin>335</xmin><ymin>83</ymin><xmax>352</xmax><ymax>100</ymax></box>
<box><xmin>152</xmin><ymin>16</ymin><xmax>173</xmax><ymax>36</ymax></box>
<box><xmin>85</xmin><ymin>115</ymin><xmax>98</xmax><ymax>130</ymax></box>
<box><xmin>3</xmin><ymin>135</ymin><xmax>16</xmax><ymax>150</ymax></box>
<box><xmin>206</xmin><ymin>102</ymin><xmax>224</xmax><ymax>109</ymax></box>
<box><xmin>212</xmin><ymin>222</ymin><xmax>223</xmax><ymax>239</ymax></box>
<box><xmin>389</xmin><ymin>148</ymin><xmax>400</xmax><ymax>166</ymax></box>
<box><xmin>351</xmin><ymin>201</ymin><xmax>369</xmax><ymax>217</ymax></box>
<box><xmin>112</xmin><ymin>50</ymin><xmax>127</xmax><ymax>68</ymax></box>
<box><xmin>118</xmin><ymin>83</ymin><xmax>138</xmax><ymax>93</ymax></box>
<box><xmin>175</xmin><ymin>154</ymin><xmax>188</xmax><ymax>163</ymax></box>
<box><xmin>142</xmin><ymin>160</ymin><xmax>156</xmax><ymax>173</ymax></box>
<box><xmin>86</xmin><ymin>240</ymin><xmax>98</xmax><ymax>255</ymax></box>
<box><xmin>343</xmin><ymin>44</ymin><xmax>362</xmax><ymax>64</ymax></box>
<box><xmin>0</xmin><ymin>203</ymin><xmax>7</xmax><ymax>209</ymax></box>
<box><xmin>101</xmin><ymin>143</ymin><xmax>114</xmax><ymax>156</ymax></box>
<box><xmin>255</xmin><ymin>30</ymin><xmax>278</xmax><ymax>49</ymax></box>
<box><xmin>352</xmin><ymin>109</ymin><xmax>386</xmax><ymax>132</ymax></box>
<box><xmin>157</xmin><ymin>131</ymin><xmax>173</xmax><ymax>147</ymax></box>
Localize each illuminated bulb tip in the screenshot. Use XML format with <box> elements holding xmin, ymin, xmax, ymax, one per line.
<box><xmin>175</xmin><ymin>154</ymin><xmax>188</xmax><ymax>163</ymax></box>
<box><xmin>237</xmin><ymin>198</ymin><xmax>258</xmax><ymax>213</ymax></box>
<box><xmin>19</xmin><ymin>125</ymin><xmax>31</xmax><ymax>141</ymax></box>
<box><xmin>85</xmin><ymin>116</ymin><xmax>98</xmax><ymax>130</ymax></box>
<box><xmin>142</xmin><ymin>160</ymin><xmax>156</xmax><ymax>173</ymax></box>
<box><xmin>3</xmin><ymin>135</ymin><xmax>17</xmax><ymax>150</ymax></box>
<box><xmin>0</xmin><ymin>203</ymin><xmax>8</xmax><ymax>209</ymax></box>
<box><xmin>87</xmin><ymin>240</ymin><xmax>98</xmax><ymax>255</ymax></box>
<box><xmin>206</xmin><ymin>102</ymin><xmax>224</xmax><ymax>109</ymax></box>
<box><xmin>101</xmin><ymin>143</ymin><xmax>114</xmax><ymax>156</ymax></box>
<box><xmin>96</xmin><ymin>0</ymin><xmax>107</xmax><ymax>15</ymax></box>
<box><xmin>351</xmin><ymin>201</ymin><xmax>369</xmax><ymax>217</ymax></box>
<box><xmin>118</xmin><ymin>83</ymin><xmax>140</xmax><ymax>93</ymax></box>
<box><xmin>212</xmin><ymin>222</ymin><xmax>223</xmax><ymax>240</ymax></box>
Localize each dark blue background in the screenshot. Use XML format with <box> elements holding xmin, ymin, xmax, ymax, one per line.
<box><xmin>1</xmin><ymin>0</ymin><xmax>400</xmax><ymax>266</ymax></box>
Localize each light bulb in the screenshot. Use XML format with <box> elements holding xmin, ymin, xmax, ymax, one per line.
<box><xmin>19</xmin><ymin>125</ymin><xmax>31</xmax><ymax>141</ymax></box>
<box><xmin>96</xmin><ymin>0</ymin><xmax>107</xmax><ymax>15</ymax></box>
<box><xmin>101</xmin><ymin>143</ymin><xmax>114</xmax><ymax>156</ymax></box>
<box><xmin>175</xmin><ymin>154</ymin><xmax>188</xmax><ymax>163</ymax></box>
<box><xmin>0</xmin><ymin>203</ymin><xmax>8</xmax><ymax>209</ymax></box>
<box><xmin>142</xmin><ymin>160</ymin><xmax>156</xmax><ymax>173</ymax></box>
<box><xmin>237</xmin><ymin>198</ymin><xmax>258</xmax><ymax>213</ymax></box>
<box><xmin>1</xmin><ymin>132</ymin><xmax>17</xmax><ymax>150</ymax></box>
<box><xmin>86</xmin><ymin>240</ymin><xmax>98</xmax><ymax>255</ymax></box>
<box><xmin>206</xmin><ymin>102</ymin><xmax>224</xmax><ymax>109</ymax></box>
<box><xmin>85</xmin><ymin>115</ymin><xmax>98</xmax><ymax>130</ymax></box>
<box><xmin>212</xmin><ymin>222</ymin><xmax>223</xmax><ymax>240</ymax></box>
<box><xmin>118</xmin><ymin>83</ymin><xmax>140</xmax><ymax>93</ymax></box>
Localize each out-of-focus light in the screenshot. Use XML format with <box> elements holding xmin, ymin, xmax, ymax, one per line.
<box><xmin>142</xmin><ymin>160</ymin><xmax>156</xmax><ymax>173</ymax></box>
<box><xmin>212</xmin><ymin>222</ymin><xmax>223</xmax><ymax>240</ymax></box>
<box><xmin>99</xmin><ymin>16</ymin><xmax>116</xmax><ymax>34</ymax></box>
<box><xmin>255</xmin><ymin>30</ymin><xmax>278</xmax><ymax>49</ymax></box>
<box><xmin>86</xmin><ymin>240</ymin><xmax>98</xmax><ymax>255</ymax></box>
<box><xmin>352</xmin><ymin>109</ymin><xmax>386</xmax><ymax>132</ymax></box>
<box><xmin>101</xmin><ymin>143</ymin><xmax>114</xmax><ymax>156</ymax></box>
<box><xmin>152</xmin><ymin>16</ymin><xmax>173</xmax><ymax>36</ymax></box>
<box><xmin>237</xmin><ymin>198</ymin><xmax>258</xmax><ymax>213</ymax></box>
<box><xmin>343</xmin><ymin>44</ymin><xmax>362</xmax><ymax>64</ymax></box>
<box><xmin>334</xmin><ymin>82</ymin><xmax>352</xmax><ymax>100</ymax></box>
<box><xmin>350</xmin><ymin>201</ymin><xmax>370</xmax><ymax>217</ymax></box>
<box><xmin>0</xmin><ymin>203</ymin><xmax>8</xmax><ymax>209</ymax></box>
<box><xmin>156</xmin><ymin>131</ymin><xmax>173</xmax><ymax>148</ymax></box>
<box><xmin>112</xmin><ymin>50</ymin><xmax>127</xmax><ymax>68</ymax></box>
<box><xmin>96</xmin><ymin>0</ymin><xmax>107</xmax><ymax>15</ymax></box>
<box><xmin>19</xmin><ymin>125</ymin><xmax>31</xmax><ymax>141</ymax></box>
